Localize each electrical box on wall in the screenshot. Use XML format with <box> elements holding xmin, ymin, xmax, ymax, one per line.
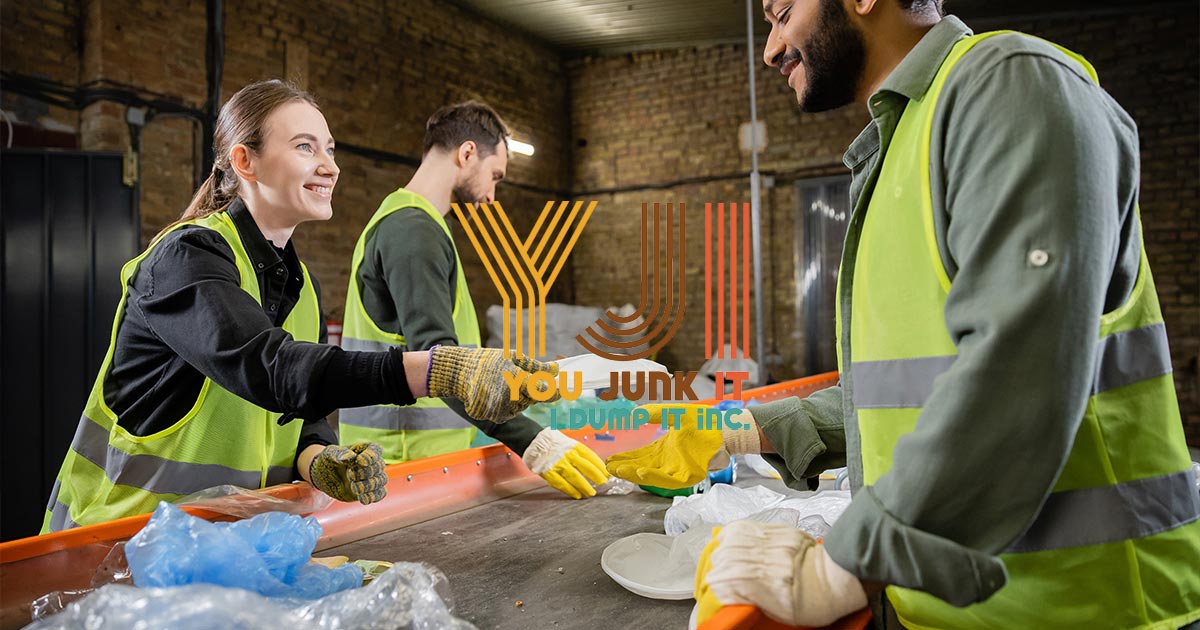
<box><xmin>738</xmin><ymin>121</ymin><xmax>767</xmax><ymax>153</ymax></box>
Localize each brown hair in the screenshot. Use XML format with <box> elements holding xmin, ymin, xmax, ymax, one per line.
<box><xmin>154</xmin><ymin>80</ymin><xmax>319</xmax><ymax>242</ymax></box>
<box><xmin>422</xmin><ymin>100</ymin><xmax>510</xmax><ymax>157</ymax></box>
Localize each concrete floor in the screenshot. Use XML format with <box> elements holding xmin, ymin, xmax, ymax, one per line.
<box><xmin>329</xmin><ymin>485</ymin><xmax>697</xmax><ymax>629</ymax></box>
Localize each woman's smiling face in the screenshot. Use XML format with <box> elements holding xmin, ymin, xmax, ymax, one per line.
<box><xmin>247</xmin><ymin>100</ymin><xmax>340</xmax><ymax>224</ymax></box>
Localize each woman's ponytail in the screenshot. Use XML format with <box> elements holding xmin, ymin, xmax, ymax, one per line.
<box><xmin>150</xmin><ymin>80</ymin><xmax>319</xmax><ymax>245</ymax></box>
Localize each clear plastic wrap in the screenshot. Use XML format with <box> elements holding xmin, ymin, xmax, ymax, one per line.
<box><xmin>124</xmin><ymin>501</ymin><xmax>360</xmax><ymax>599</ymax></box>
<box><xmin>737</xmin><ymin>454</ymin><xmax>783</xmax><ymax>480</ymax></box>
<box><xmin>177</xmin><ymin>483</ymin><xmax>334</xmax><ymax>518</ymax></box>
<box><xmin>664</xmin><ymin>484</ymin><xmax>785</xmax><ymax>535</ymax></box>
<box><xmin>26</xmin><ymin>561</ymin><xmax>476</xmax><ymax>630</ymax></box>
<box><xmin>663</xmin><ymin>484</ymin><xmax>851</xmax><ymax>537</ymax></box>
<box><xmin>30</xmin><ymin>542</ymin><xmax>134</xmax><ymax>619</ymax></box>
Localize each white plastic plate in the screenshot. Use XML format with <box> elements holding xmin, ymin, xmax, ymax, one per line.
<box><xmin>600</xmin><ymin>533</ymin><xmax>694</xmax><ymax>600</ymax></box>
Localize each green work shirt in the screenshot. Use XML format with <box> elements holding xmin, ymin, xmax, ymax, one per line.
<box><xmin>358</xmin><ymin>206</ymin><xmax>542</xmax><ymax>454</ymax></box>
<box><xmin>754</xmin><ymin>15</ymin><xmax>1147</xmax><ymax>606</ymax></box>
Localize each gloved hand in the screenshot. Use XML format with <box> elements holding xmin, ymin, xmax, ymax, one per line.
<box><xmin>604</xmin><ymin>404</ymin><xmax>760</xmax><ymax>489</ymax></box>
<box><xmin>427</xmin><ymin>346</ymin><xmax>560</xmax><ymax>423</ymax></box>
<box><xmin>309</xmin><ymin>442</ymin><xmax>388</xmax><ymax>505</ymax></box>
<box><xmin>695</xmin><ymin>521</ymin><xmax>868</xmax><ymax>627</ymax></box>
<box><xmin>522</xmin><ymin>429</ymin><xmax>609</xmax><ymax>499</ymax></box>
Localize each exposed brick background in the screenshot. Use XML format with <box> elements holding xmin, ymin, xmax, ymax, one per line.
<box><xmin>567</xmin><ymin>7</ymin><xmax>1200</xmax><ymax>444</ymax></box>
<box><xmin>1</xmin><ymin>0</ymin><xmax>82</xmax><ymax>133</ymax></box>
<box><xmin>3</xmin><ymin>3</ymin><xmax>1196</xmax><ymax>443</ymax></box>
<box><xmin>3</xmin><ymin>0</ymin><xmax>571</xmax><ymax>331</ymax></box>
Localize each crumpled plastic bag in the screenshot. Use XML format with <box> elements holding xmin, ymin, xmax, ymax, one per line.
<box><xmin>30</xmin><ymin>542</ymin><xmax>134</xmax><ymax>619</ymax></box>
<box><xmin>177</xmin><ymin>484</ymin><xmax>334</xmax><ymax>518</ymax></box>
<box><xmin>25</xmin><ymin>561</ymin><xmax>476</xmax><ymax>630</ymax></box>
<box><xmin>124</xmin><ymin>501</ymin><xmax>360</xmax><ymax>599</ymax></box>
<box><xmin>663</xmin><ymin>483</ymin><xmax>851</xmax><ymax>537</ymax></box>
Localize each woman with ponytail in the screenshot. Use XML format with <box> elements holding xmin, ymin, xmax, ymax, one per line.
<box><xmin>43</xmin><ymin>80</ymin><xmax>555</xmax><ymax>532</ymax></box>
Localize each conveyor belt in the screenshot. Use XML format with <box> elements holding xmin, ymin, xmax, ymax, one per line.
<box><xmin>331</xmin><ymin>485</ymin><xmax>695</xmax><ymax>629</ymax></box>
<box><xmin>0</xmin><ymin>374</ymin><xmax>849</xmax><ymax>630</ymax></box>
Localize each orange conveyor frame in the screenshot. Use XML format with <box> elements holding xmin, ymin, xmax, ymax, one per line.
<box><xmin>0</xmin><ymin>372</ymin><xmax>868</xmax><ymax>630</ymax></box>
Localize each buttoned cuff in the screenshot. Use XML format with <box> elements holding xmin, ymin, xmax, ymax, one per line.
<box><xmin>823</xmin><ymin>485</ymin><xmax>1009</xmax><ymax>607</ymax></box>
<box><xmin>752</xmin><ymin>398</ymin><xmax>827</xmax><ymax>490</ymax></box>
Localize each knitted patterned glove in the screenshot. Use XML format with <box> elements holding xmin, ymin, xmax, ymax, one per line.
<box><xmin>309</xmin><ymin>442</ymin><xmax>388</xmax><ymax>505</ymax></box>
<box><xmin>427</xmin><ymin>346</ymin><xmax>560</xmax><ymax>423</ymax></box>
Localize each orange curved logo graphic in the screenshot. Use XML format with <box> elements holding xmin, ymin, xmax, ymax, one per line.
<box><xmin>456</xmin><ymin>201</ymin><xmax>752</xmax><ymax>364</ymax></box>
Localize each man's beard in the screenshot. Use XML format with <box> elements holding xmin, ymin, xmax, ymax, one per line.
<box><xmin>452</xmin><ymin>182</ymin><xmax>487</xmax><ymax>205</ymax></box>
<box><xmin>799</xmin><ymin>0</ymin><xmax>868</xmax><ymax>113</ymax></box>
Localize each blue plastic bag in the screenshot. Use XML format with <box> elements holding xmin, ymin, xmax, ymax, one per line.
<box><xmin>125</xmin><ymin>502</ymin><xmax>360</xmax><ymax>599</ymax></box>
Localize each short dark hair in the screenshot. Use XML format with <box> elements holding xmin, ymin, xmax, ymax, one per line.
<box><xmin>897</xmin><ymin>0</ymin><xmax>944</xmax><ymax>14</ymax></box>
<box><xmin>423</xmin><ymin>100</ymin><xmax>510</xmax><ymax>156</ymax></box>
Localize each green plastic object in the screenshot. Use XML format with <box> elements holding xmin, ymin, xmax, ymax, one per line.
<box><xmin>638</xmin><ymin>484</ymin><xmax>694</xmax><ymax>497</ymax></box>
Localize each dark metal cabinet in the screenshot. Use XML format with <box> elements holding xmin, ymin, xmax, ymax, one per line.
<box><xmin>1</xmin><ymin>150</ymin><xmax>138</xmax><ymax>540</ymax></box>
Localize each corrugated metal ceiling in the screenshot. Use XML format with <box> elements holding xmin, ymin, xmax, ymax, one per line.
<box><xmin>451</xmin><ymin>0</ymin><xmax>1152</xmax><ymax>55</ymax></box>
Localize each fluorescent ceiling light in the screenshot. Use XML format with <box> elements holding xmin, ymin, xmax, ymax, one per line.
<box><xmin>509</xmin><ymin>138</ymin><xmax>535</xmax><ymax>156</ymax></box>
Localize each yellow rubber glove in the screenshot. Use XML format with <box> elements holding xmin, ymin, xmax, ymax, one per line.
<box><xmin>522</xmin><ymin>429</ymin><xmax>609</xmax><ymax>499</ymax></box>
<box><xmin>604</xmin><ymin>404</ymin><xmax>760</xmax><ymax>489</ymax></box>
<box><xmin>694</xmin><ymin>521</ymin><xmax>868</xmax><ymax>627</ymax></box>
<box><xmin>695</xmin><ymin>526</ymin><xmax>727</xmax><ymax>625</ymax></box>
<box><xmin>427</xmin><ymin>345</ymin><xmax>560</xmax><ymax>423</ymax></box>
<box><xmin>309</xmin><ymin>442</ymin><xmax>388</xmax><ymax>505</ymax></box>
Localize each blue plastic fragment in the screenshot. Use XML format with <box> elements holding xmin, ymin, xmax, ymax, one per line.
<box><xmin>124</xmin><ymin>501</ymin><xmax>360</xmax><ymax>599</ymax></box>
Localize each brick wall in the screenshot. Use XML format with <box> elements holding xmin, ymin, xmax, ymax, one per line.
<box><xmin>567</xmin><ymin>6</ymin><xmax>1200</xmax><ymax>442</ymax></box>
<box><xmin>568</xmin><ymin>44</ymin><xmax>868</xmax><ymax>373</ymax></box>
<box><xmin>4</xmin><ymin>3</ymin><xmax>1197</xmax><ymax>442</ymax></box>
<box><xmin>1</xmin><ymin>0</ymin><xmax>571</xmax><ymax>333</ymax></box>
<box><xmin>0</xmin><ymin>0</ymin><xmax>82</xmax><ymax>134</ymax></box>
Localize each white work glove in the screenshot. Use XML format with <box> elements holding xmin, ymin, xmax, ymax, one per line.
<box><xmin>694</xmin><ymin>520</ymin><xmax>868</xmax><ymax>627</ymax></box>
<box><xmin>522</xmin><ymin>429</ymin><xmax>609</xmax><ymax>499</ymax></box>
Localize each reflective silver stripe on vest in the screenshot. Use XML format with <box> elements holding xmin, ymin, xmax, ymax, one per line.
<box><xmin>70</xmin><ymin>415</ymin><xmax>286</xmax><ymax>496</ymax></box>
<box><xmin>265</xmin><ymin>466</ymin><xmax>297</xmax><ymax>487</ymax></box>
<box><xmin>45</xmin><ymin>478</ymin><xmax>62</xmax><ymax>511</ymax></box>
<box><xmin>340</xmin><ymin>406</ymin><xmax>473</xmax><ymax>431</ymax></box>
<box><xmin>49</xmin><ymin>500</ymin><xmax>80</xmax><ymax>532</ymax></box>
<box><xmin>851</xmin><ymin>355</ymin><xmax>956</xmax><ymax>409</ymax></box>
<box><xmin>1091</xmin><ymin>322</ymin><xmax>1172</xmax><ymax>395</ymax></box>
<box><xmin>1007</xmin><ymin>468</ymin><xmax>1200</xmax><ymax>553</ymax></box>
<box><xmin>341</xmin><ymin>336</ymin><xmax>396</xmax><ymax>352</ymax></box>
<box><xmin>852</xmin><ymin>323</ymin><xmax>1174</xmax><ymax>408</ymax></box>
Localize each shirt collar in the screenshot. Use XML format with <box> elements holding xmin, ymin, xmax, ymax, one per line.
<box><xmin>227</xmin><ymin>197</ymin><xmax>288</xmax><ymax>271</ymax></box>
<box><xmin>873</xmin><ymin>15</ymin><xmax>972</xmax><ymax>105</ymax></box>
<box><xmin>842</xmin><ymin>123</ymin><xmax>880</xmax><ymax>170</ymax></box>
<box><xmin>842</xmin><ymin>15</ymin><xmax>973</xmax><ymax>169</ymax></box>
